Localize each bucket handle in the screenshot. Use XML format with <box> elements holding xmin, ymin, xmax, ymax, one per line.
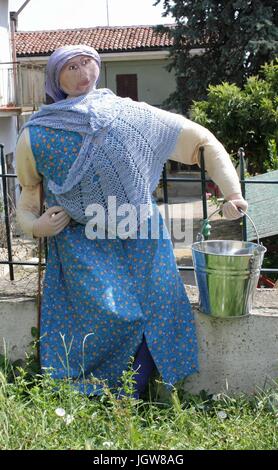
<box><xmin>197</xmin><ymin>205</ymin><xmax>261</xmax><ymax>246</ymax></box>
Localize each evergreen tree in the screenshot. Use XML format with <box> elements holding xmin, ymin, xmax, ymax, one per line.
<box><xmin>154</xmin><ymin>0</ymin><xmax>278</xmax><ymax>113</ymax></box>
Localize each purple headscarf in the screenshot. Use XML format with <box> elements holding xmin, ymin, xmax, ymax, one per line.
<box><xmin>45</xmin><ymin>45</ymin><xmax>101</xmax><ymax>103</ymax></box>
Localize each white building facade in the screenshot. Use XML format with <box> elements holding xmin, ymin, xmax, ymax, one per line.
<box><xmin>0</xmin><ymin>0</ymin><xmax>18</xmax><ymax>155</ymax></box>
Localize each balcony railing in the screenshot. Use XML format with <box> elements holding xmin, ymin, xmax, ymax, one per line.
<box><xmin>0</xmin><ymin>62</ymin><xmax>46</xmax><ymax>114</ymax></box>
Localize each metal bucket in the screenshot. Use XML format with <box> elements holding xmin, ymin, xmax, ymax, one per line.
<box><xmin>191</xmin><ymin>208</ymin><xmax>267</xmax><ymax>317</ymax></box>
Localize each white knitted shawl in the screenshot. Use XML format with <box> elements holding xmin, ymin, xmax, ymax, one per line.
<box><xmin>21</xmin><ymin>88</ymin><xmax>186</xmax><ymax>237</ymax></box>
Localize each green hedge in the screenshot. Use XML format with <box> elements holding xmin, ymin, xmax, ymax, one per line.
<box><xmin>190</xmin><ymin>60</ymin><xmax>278</xmax><ymax>175</ymax></box>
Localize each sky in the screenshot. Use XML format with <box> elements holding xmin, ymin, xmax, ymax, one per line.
<box><xmin>9</xmin><ymin>0</ymin><xmax>175</xmax><ymax>31</ymax></box>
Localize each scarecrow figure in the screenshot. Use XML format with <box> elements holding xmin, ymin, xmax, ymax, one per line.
<box><xmin>16</xmin><ymin>45</ymin><xmax>248</xmax><ymax>398</ymax></box>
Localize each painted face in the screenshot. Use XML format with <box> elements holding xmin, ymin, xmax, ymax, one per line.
<box><xmin>59</xmin><ymin>55</ymin><xmax>100</xmax><ymax>98</ymax></box>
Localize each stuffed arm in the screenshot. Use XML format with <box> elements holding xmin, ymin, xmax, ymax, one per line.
<box><xmin>170</xmin><ymin>118</ymin><xmax>248</xmax><ymax>219</ymax></box>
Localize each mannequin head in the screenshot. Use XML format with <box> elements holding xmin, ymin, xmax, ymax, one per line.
<box><xmin>59</xmin><ymin>55</ymin><xmax>100</xmax><ymax>98</ymax></box>
<box><xmin>45</xmin><ymin>45</ymin><xmax>101</xmax><ymax>103</ymax></box>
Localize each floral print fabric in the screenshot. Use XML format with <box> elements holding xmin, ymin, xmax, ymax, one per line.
<box><xmin>30</xmin><ymin>125</ymin><xmax>199</xmax><ymax>395</ymax></box>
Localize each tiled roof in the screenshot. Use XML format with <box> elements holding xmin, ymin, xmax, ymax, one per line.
<box><xmin>15</xmin><ymin>25</ymin><xmax>176</xmax><ymax>57</ymax></box>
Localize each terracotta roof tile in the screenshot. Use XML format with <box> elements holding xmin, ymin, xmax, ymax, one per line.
<box><xmin>15</xmin><ymin>25</ymin><xmax>175</xmax><ymax>57</ymax></box>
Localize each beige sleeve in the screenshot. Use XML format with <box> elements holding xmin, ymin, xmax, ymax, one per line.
<box><xmin>170</xmin><ymin>118</ymin><xmax>241</xmax><ymax>199</ymax></box>
<box><xmin>15</xmin><ymin>128</ymin><xmax>42</xmax><ymax>239</ymax></box>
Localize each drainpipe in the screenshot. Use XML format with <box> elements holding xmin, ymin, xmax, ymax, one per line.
<box><xmin>9</xmin><ymin>12</ymin><xmax>18</xmax><ymax>108</ymax></box>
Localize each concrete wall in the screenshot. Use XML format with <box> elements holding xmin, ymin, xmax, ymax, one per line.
<box><xmin>0</xmin><ymin>297</ymin><xmax>36</xmax><ymax>361</ymax></box>
<box><xmin>0</xmin><ymin>287</ymin><xmax>277</xmax><ymax>396</ymax></box>
<box><xmin>185</xmin><ymin>309</ymin><xmax>278</xmax><ymax>395</ymax></box>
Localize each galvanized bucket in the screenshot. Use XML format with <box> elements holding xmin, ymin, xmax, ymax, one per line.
<box><xmin>191</xmin><ymin>208</ymin><xmax>267</xmax><ymax>318</ymax></box>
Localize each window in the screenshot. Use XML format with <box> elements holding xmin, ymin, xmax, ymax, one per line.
<box><xmin>116</xmin><ymin>74</ymin><xmax>138</xmax><ymax>101</ymax></box>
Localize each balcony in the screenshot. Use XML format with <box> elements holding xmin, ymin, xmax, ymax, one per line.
<box><xmin>0</xmin><ymin>62</ymin><xmax>46</xmax><ymax>117</ymax></box>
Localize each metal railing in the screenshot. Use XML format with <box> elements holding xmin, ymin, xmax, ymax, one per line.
<box><xmin>0</xmin><ymin>143</ymin><xmax>277</xmax><ymax>281</ymax></box>
<box><xmin>162</xmin><ymin>147</ymin><xmax>278</xmax><ymax>276</ymax></box>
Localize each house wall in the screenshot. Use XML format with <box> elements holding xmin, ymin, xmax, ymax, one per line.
<box><xmin>0</xmin><ymin>117</ymin><xmax>17</xmax><ymax>154</ymax></box>
<box><xmin>0</xmin><ymin>0</ymin><xmax>17</xmax><ymax>161</ymax></box>
<box><xmin>0</xmin><ymin>0</ymin><xmax>18</xmax><ymax>108</ymax></box>
<box><xmin>18</xmin><ymin>55</ymin><xmax>177</xmax><ymax>110</ymax></box>
<box><xmin>100</xmin><ymin>58</ymin><xmax>176</xmax><ymax>108</ymax></box>
<box><xmin>0</xmin><ymin>0</ymin><xmax>12</xmax><ymax>107</ymax></box>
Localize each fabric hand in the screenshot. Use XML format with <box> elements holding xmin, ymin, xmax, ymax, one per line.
<box><xmin>221</xmin><ymin>193</ymin><xmax>248</xmax><ymax>220</ymax></box>
<box><xmin>33</xmin><ymin>205</ymin><xmax>71</xmax><ymax>238</ymax></box>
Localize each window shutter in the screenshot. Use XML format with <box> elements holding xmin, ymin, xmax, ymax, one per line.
<box><xmin>116</xmin><ymin>74</ymin><xmax>138</xmax><ymax>101</ymax></box>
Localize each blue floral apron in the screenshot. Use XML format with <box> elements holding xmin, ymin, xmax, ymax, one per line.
<box><xmin>29</xmin><ymin>125</ymin><xmax>199</xmax><ymax>396</ymax></box>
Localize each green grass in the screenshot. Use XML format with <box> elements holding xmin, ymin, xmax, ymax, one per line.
<box><xmin>0</xmin><ymin>350</ymin><xmax>277</xmax><ymax>451</ymax></box>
